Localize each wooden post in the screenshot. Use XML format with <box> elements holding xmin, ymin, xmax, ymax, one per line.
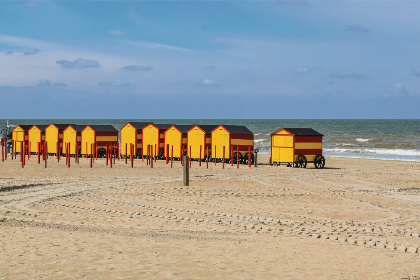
<box><xmin>237</xmin><ymin>146</ymin><xmax>239</xmax><ymax>169</ymax></box>
<box><xmin>57</xmin><ymin>142</ymin><xmax>59</xmax><ymax>162</ymax></box>
<box><xmin>199</xmin><ymin>145</ymin><xmax>202</xmax><ymax>166</ymax></box>
<box><xmin>1</xmin><ymin>139</ymin><xmax>4</xmax><ymax>162</ymax></box>
<box><xmin>117</xmin><ymin>143</ymin><xmax>119</xmax><ymax>161</ymax></box>
<box><xmin>222</xmin><ymin>146</ymin><xmax>225</xmax><ymax>169</ymax></box>
<box><xmin>90</xmin><ymin>144</ymin><xmax>93</xmax><ymax>168</ymax></box>
<box><xmin>171</xmin><ymin>145</ymin><xmax>173</xmax><ymax>168</ymax></box>
<box><xmin>248</xmin><ymin>146</ymin><xmax>251</xmax><ymax>168</ymax></box>
<box><xmin>125</xmin><ymin>143</ymin><xmax>128</xmax><ymax>164</ymax></box>
<box><xmin>183</xmin><ymin>155</ymin><xmax>189</xmax><ymax>186</ymax></box>
<box><xmin>154</xmin><ymin>144</ymin><xmax>157</xmax><ymax>162</ymax></box>
<box><xmin>14</xmin><ymin>140</ymin><xmax>16</xmax><ymax>160</ymax></box>
<box><xmin>181</xmin><ymin>146</ymin><xmax>183</xmax><ymax>166</ymax></box>
<box><xmin>85</xmin><ymin>142</ymin><xmax>88</xmax><ymax>159</ymax></box>
<box><xmin>28</xmin><ymin>141</ymin><xmax>30</xmax><ymax>160</ymax></box>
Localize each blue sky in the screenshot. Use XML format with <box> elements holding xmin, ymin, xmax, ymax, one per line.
<box><xmin>0</xmin><ymin>0</ymin><xmax>419</xmax><ymax>119</ymax></box>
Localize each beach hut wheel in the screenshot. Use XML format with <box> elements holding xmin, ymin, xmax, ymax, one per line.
<box><xmin>295</xmin><ymin>155</ymin><xmax>307</xmax><ymax>168</ymax></box>
<box><xmin>97</xmin><ymin>148</ymin><xmax>106</xmax><ymax>158</ymax></box>
<box><xmin>242</xmin><ymin>152</ymin><xmax>254</xmax><ymax>165</ymax></box>
<box><xmin>314</xmin><ymin>155</ymin><xmax>325</xmax><ymax>169</ymax></box>
<box><xmin>232</xmin><ymin>152</ymin><xmax>243</xmax><ymax>164</ymax></box>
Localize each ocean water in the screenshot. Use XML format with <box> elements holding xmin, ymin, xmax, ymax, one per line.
<box><xmin>1</xmin><ymin>119</ymin><xmax>419</xmax><ymax>162</ymax></box>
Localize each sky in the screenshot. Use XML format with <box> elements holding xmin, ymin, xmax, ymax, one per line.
<box><xmin>0</xmin><ymin>0</ymin><xmax>420</xmax><ymax>119</ymax></box>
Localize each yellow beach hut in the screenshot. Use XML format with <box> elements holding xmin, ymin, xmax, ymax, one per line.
<box><xmin>28</xmin><ymin>125</ymin><xmax>48</xmax><ymax>153</ymax></box>
<box><xmin>186</xmin><ymin>125</ymin><xmax>218</xmax><ymax>160</ymax></box>
<box><xmin>81</xmin><ymin>125</ymin><xmax>118</xmax><ymax>157</ymax></box>
<box><xmin>62</xmin><ymin>125</ymin><xmax>86</xmax><ymax>155</ymax></box>
<box><xmin>164</xmin><ymin>125</ymin><xmax>194</xmax><ymax>158</ymax></box>
<box><xmin>45</xmin><ymin>124</ymin><xmax>75</xmax><ymax>155</ymax></box>
<box><xmin>12</xmin><ymin>125</ymin><xmax>32</xmax><ymax>153</ymax></box>
<box><xmin>211</xmin><ymin>125</ymin><xmax>254</xmax><ymax>163</ymax></box>
<box><xmin>120</xmin><ymin>122</ymin><xmax>151</xmax><ymax>157</ymax></box>
<box><xmin>142</xmin><ymin>124</ymin><xmax>172</xmax><ymax>158</ymax></box>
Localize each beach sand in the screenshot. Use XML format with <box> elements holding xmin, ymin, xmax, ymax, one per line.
<box><xmin>0</xmin><ymin>155</ymin><xmax>419</xmax><ymax>279</ymax></box>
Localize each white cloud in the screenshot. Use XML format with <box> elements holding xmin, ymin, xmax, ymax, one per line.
<box><xmin>120</xmin><ymin>40</ymin><xmax>194</xmax><ymax>53</ymax></box>
<box><xmin>108</xmin><ymin>30</ymin><xmax>126</xmax><ymax>37</ymax></box>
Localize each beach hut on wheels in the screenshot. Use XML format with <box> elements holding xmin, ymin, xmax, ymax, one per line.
<box><xmin>62</xmin><ymin>125</ymin><xmax>86</xmax><ymax>155</ymax></box>
<box><xmin>45</xmin><ymin>124</ymin><xmax>75</xmax><ymax>155</ymax></box>
<box><xmin>81</xmin><ymin>125</ymin><xmax>118</xmax><ymax>157</ymax></box>
<box><xmin>211</xmin><ymin>125</ymin><xmax>254</xmax><ymax>164</ymax></box>
<box><xmin>12</xmin><ymin>125</ymin><xmax>32</xmax><ymax>153</ymax></box>
<box><xmin>186</xmin><ymin>125</ymin><xmax>218</xmax><ymax>160</ymax></box>
<box><xmin>120</xmin><ymin>122</ymin><xmax>151</xmax><ymax>158</ymax></box>
<box><xmin>164</xmin><ymin>125</ymin><xmax>194</xmax><ymax>159</ymax></box>
<box><xmin>270</xmin><ymin>128</ymin><xmax>325</xmax><ymax>169</ymax></box>
<box><xmin>142</xmin><ymin>124</ymin><xmax>172</xmax><ymax>158</ymax></box>
<box><xmin>28</xmin><ymin>125</ymin><xmax>48</xmax><ymax>153</ymax></box>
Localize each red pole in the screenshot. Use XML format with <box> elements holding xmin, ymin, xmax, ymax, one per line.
<box><xmin>146</xmin><ymin>145</ymin><xmax>149</xmax><ymax>165</ymax></box>
<box><xmin>38</xmin><ymin>142</ymin><xmax>40</xmax><ymax>164</ymax></box>
<box><xmin>28</xmin><ymin>141</ymin><xmax>30</xmax><ymax>160</ymax></box>
<box><xmin>150</xmin><ymin>146</ymin><xmax>153</xmax><ymax>168</ymax></box>
<box><xmin>23</xmin><ymin>141</ymin><xmax>26</xmax><ymax>166</ymax></box>
<box><xmin>206</xmin><ymin>146</ymin><xmax>209</xmax><ymax>169</ymax></box>
<box><xmin>214</xmin><ymin>146</ymin><xmax>217</xmax><ymax>166</ymax></box>
<box><xmin>57</xmin><ymin>142</ymin><xmax>59</xmax><ymax>162</ymax></box>
<box><xmin>14</xmin><ymin>141</ymin><xmax>16</xmax><ymax>159</ymax></box>
<box><xmin>131</xmin><ymin>144</ymin><xmax>134</xmax><ymax>168</ymax></box>
<box><xmin>1</xmin><ymin>140</ymin><xmax>4</xmax><ymax>162</ymax></box>
<box><xmin>110</xmin><ymin>145</ymin><xmax>113</xmax><ymax>168</ymax></box>
<box><xmin>231</xmin><ymin>146</ymin><xmax>234</xmax><ymax>166</ymax></box>
<box><xmin>171</xmin><ymin>145</ymin><xmax>173</xmax><ymax>168</ymax></box>
<box><xmin>154</xmin><ymin>144</ymin><xmax>157</xmax><ymax>162</ymax></box>
<box><xmin>90</xmin><ymin>145</ymin><xmax>93</xmax><ymax>168</ymax></box>
<box><xmin>114</xmin><ymin>144</ymin><xmax>116</xmax><ymax>164</ymax></box>
<box><xmin>68</xmin><ymin>143</ymin><xmax>70</xmax><ymax>168</ymax></box>
<box><xmin>222</xmin><ymin>146</ymin><xmax>225</xmax><ymax>169</ymax></box>
<box><xmin>117</xmin><ymin>143</ymin><xmax>119</xmax><ymax>161</ymax></box>
<box><xmin>189</xmin><ymin>146</ymin><xmax>192</xmax><ymax>168</ymax></box>
<box><xmin>44</xmin><ymin>142</ymin><xmax>47</xmax><ymax>168</ymax></box>
<box><xmin>125</xmin><ymin>143</ymin><xmax>127</xmax><ymax>164</ymax></box>
<box><xmin>65</xmin><ymin>142</ymin><xmax>68</xmax><ymax>166</ymax></box>
<box><xmin>166</xmin><ymin>144</ymin><xmax>169</xmax><ymax>164</ymax></box>
<box><xmin>248</xmin><ymin>146</ymin><xmax>251</xmax><ymax>168</ymax></box>
<box><xmin>106</xmin><ymin>143</ymin><xmax>109</xmax><ymax>165</ymax></box>
<box><xmin>237</xmin><ymin>146</ymin><xmax>239</xmax><ymax>169</ymax></box>
<box><xmin>199</xmin><ymin>145</ymin><xmax>202</xmax><ymax>166</ymax></box>
<box><xmin>21</xmin><ymin>142</ymin><xmax>23</xmax><ymax>168</ymax></box>
<box><xmin>76</xmin><ymin>142</ymin><xmax>79</xmax><ymax>164</ymax></box>
<box><xmin>181</xmin><ymin>146</ymin><xmax>183</xmax><ymax>166</ymax></box>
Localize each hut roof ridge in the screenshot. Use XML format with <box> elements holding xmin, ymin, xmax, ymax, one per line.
<box><xmin>283</xmin><ymin>128</ymin><xmax>324</xmax><ymax>136</ymax></box>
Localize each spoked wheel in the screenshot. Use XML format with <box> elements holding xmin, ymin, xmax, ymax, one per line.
<box><xmin>294</xmin><ymin>155</ymin><xmax>307</xmax><ymax>168</ymax></box>
<box><xmin>314</xmin><ymin>155</ymin><xmax>325</xmax><ymax>169</ymax></box>
<box><xmin>242</xmin><ymin>152</ymin><xmax>254</xmax><ymax>165</ymax></box>
<box><xmin>232</xmin><ymin>152</ymin><xmax>243</xmax><ymax>164</ymax></box>
<box><xmin>97</xmin><ymin>148</ymin><xmax>106</xmax><ymax>158</ymax></box>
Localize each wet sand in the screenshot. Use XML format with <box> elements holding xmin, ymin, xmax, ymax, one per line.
<box><xmin>0</xmin><ymin>155</ymin><xmax>419</xmax><ymax>279</ymax></box>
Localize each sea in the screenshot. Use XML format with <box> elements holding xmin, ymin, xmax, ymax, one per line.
<box><xmin>1</xmin><ymin>119</ymin><xmax>419</xmax><ymax>162</ymax></box>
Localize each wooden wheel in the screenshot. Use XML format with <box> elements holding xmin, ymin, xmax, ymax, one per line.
<box><xmin>232</xmin><ymin>152</ymin><xmax>242</xmax><ymax>164</ymax></box>
<box><xmin>314</xmin><ymin>155</ymin><xmax>325</xmax><ymax>169</ymax></box>
<box><xmin>242</xmin><ymin>152</ymin><xmax>254</xmax><ymax>165</ymax></box>
<box><xmin>295</xmin><ymin>155</ymin><xmax>307</xmax><ymax>168</ymax></box>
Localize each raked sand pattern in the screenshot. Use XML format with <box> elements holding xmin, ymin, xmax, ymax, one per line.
<box><xmin>0</xmin><ymin>156</ymin><xmax>419</xmax><ymax>279</ymax></box>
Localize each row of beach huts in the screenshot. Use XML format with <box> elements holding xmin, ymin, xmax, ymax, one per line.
<box><xmin>8</xmin><ymin>122</ymin><xmax>325</xmax><ymax>168</ymax></box>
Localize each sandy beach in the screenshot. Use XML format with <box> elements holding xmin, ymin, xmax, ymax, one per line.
<box><xmin>0</xmin><ymin>155</ymin><xmax>419</xmax><ymax>279</ymax></box>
